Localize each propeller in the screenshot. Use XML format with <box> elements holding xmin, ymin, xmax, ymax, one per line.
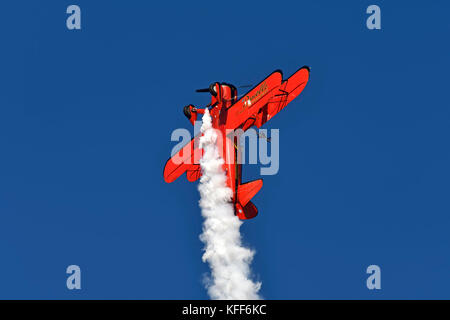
<box><xmin>195</xmin><ymin>88</ymin><xmax>210</xmax><ymax>93</ymax></box>
<box><xmin>196</xmin><ymin>83</ymin><xmax>254</xmax><ymax>93</ymax></box>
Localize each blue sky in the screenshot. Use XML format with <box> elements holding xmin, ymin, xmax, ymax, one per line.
<box><xmin>0</xmin><ymin>1</ymin><xmax>449</xmax><ymax>299</ymax></box>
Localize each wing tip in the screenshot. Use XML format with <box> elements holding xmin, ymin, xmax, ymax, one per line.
<box><xmin>301</xmin><ymin>65</ymin><xmax>310</xmax><ymax>72</ymax></box>
<box><xmin>273</xmin><ymin>69</ymin><xmax>283</xmax><ymax>78</ymax></box>
<box><xmin>163</xmin><ymin>158</ymin><xmax>176</xmax><ymax>183</ymax></box>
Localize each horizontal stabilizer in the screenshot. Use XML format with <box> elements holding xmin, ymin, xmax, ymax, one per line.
<box><xmin>237</xmin><ymin>179</ymin><xmax>263</xmax><ymax>207</ymax></box>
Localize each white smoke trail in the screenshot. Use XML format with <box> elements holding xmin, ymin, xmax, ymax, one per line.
<box><xmin>198</xmin><ymin>109</ymin><xmax>261</xmax><ymax>300</ymax></box>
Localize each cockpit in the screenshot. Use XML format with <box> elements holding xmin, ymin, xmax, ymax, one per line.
<box><xmin>184</xmin><ymin>82</ymin><xmax>238</xmax><ymax>124</ymax></box>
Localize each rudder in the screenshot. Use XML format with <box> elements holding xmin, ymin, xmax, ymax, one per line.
<box><xmin>235</xmin><ymin>201</ymin><xmax>258</xmax><ymax>220</ymax></box>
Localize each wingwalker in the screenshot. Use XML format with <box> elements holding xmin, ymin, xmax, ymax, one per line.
<box><xmin>163</xmin><ymin>67</ymin><xmax>310</xmax><ymax>219</ymax></box>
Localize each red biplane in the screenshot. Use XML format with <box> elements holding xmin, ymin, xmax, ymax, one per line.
<box><xmin>163</xmin><ymin>67</ymin><xmax>310</xmax><ymax>219</ymax></box>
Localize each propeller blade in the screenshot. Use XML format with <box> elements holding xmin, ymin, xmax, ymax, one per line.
<box><xmin>195</xmin><ymin>88</ymin><xmax>210</xmax><ymax>93</ymax></box>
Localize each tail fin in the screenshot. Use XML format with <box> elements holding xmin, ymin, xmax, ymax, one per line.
<box><xmin>235</xmin><ymin>201</ymin><xmax>258</xmax><ymax>220</ymax></box>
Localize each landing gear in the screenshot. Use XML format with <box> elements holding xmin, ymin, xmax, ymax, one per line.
<box><xmin>183</xmin><ymin>105</ymin><xmax>199</xmax><ymax>125</ymax></box>
<box><xmin>183</xmin><ymin>105</ymin><xmax>192</xmax><ymax>119</ymax></box>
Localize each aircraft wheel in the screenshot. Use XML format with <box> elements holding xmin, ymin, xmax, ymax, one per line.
<box><xmin>183</xmin><ymin>105</ymin><xmax>191</xmax><ymax>119</ymax></box>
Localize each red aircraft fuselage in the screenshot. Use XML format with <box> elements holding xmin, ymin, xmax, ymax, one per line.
<box><xmin>183</xmin><ymin>82</ymin><xmax>248</xmax><ymax>217</ymax></box>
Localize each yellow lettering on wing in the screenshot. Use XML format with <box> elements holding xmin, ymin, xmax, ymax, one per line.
<box><xmin>239</xmin><ymin>81</ymin><xmax>268</xmax><ymax>114</ymax></box>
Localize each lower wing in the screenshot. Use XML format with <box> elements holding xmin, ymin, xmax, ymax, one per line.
<box><xmin>163</xmin><ymin>136</ymin><xmax>202</xmax><ymax>183</ymax></box>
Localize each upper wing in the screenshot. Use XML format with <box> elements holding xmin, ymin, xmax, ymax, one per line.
<box><xmin>254</xmin><ymin>66</ymin><xmax>310</xmax><ymax>128</ymax></box>
<box><xmin>224</xmin><ymin>67</ymin><xmax>309</xmax><ymax>130</ymax></box>
<box><xmin>163</xmin><ymin>136</ymin><xmax>202</xmax><ymax>183</ymax></box>
<box><xmin>224</xmin><ymin>70</ymin><xmax>283</xmax><ymax>130</ymax></box>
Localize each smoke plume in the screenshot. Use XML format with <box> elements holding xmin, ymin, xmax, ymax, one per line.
<box><xmin>198</xmin><ymin>109</ymin><xmax>261</xmax><ymax>300</ymax></box>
